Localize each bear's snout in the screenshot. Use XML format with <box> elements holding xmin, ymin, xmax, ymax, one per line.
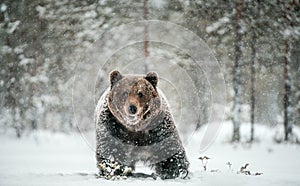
<box><xmin>128</xmin><ymin>104</ymin><xmax>137</xmax><ymax>115</ymax></box>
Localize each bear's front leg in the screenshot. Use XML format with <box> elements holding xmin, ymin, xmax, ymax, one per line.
<box><xmin>97</xmin><ymin>157</ymin><xmax>133</xmax><ymax>179</ymax></box>
<box><xmin>154</xmin><ymin>151</ymin><xmax>189</xmax><ymax>179</ymax></box>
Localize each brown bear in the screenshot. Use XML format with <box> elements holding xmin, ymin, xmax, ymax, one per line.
<box><xmin>95</xmin><ymin>70</ymin><xmax>189</xmax><ymax>179</ymax></box>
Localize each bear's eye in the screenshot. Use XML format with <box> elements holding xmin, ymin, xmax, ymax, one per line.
<box><xmin>123</xmin><ymin>91</ymin><xmax>129</xmax><ymax>97</ymax></box>
<box><xmin>137</xmin><ymin>91</ymin><xmax>143</xmax><ymax>98</ymax></box>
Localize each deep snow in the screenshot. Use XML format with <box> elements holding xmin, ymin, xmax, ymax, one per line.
<box><xmin>0</xmin><ymin>122</ymin><xmax>300</xmax><ymax>186</ymax></box>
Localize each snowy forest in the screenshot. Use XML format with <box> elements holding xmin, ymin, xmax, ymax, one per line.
<box><xmin>0</xmin><ymin>0</ymin><xmax>300</xmax><ymax>185</ymax></box>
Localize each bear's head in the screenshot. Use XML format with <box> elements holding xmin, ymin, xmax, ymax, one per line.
<box><xmin>108</xmin><ymin>70</ymin><xmax>162</xmax><ymax>132</ymax></box>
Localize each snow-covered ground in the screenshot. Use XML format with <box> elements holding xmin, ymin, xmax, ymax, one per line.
<box><xmin>1</xmin><ymin>122</ymin><xmax>300</xmax><ymax>186</ymax></box>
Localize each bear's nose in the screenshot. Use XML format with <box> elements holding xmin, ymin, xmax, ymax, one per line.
<box><xmin>128</xmin><ymin>104</ymin><xmax>137</xmax><ymax>115</ymax></box>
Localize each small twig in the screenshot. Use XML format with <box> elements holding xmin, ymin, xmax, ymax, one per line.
<box><xmin>198</xmin><ymin>156</ymin><xmax>210</xmax><ymax>171</ymax></box>
<box><xmin>240</xmin><ymin>163</ymin><xmax>249</xmax><ymax>173</ymax></box>
<box><xmin>226</xmin><ymin>162</ymin><xmax>232</xmax><ymax>172</ymax></box>
<box><xmin>254</xmin><ymin>172</ymin><xmax>263</xmax><ymax>176</ymax></box>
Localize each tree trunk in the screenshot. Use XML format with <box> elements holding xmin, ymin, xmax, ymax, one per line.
<box><xmin>232</xmin><ymin>0</ymin><xmax>243</xmax><ymax>142</ymax></box>
<box><xmin>282</xmin><ymin>0</ymin><xmax>294</xmax><ymax>141</ymax></box>
<box><xmin>143</xmin><ymin>0</ymin><xmax>149</xmax><ymax>73</ymax></box>
<box><xmin>250</xmin><ymin>32</ymin><xmax>256</xmax><ymax>142</ymax></box>
<box><xmin>283</xmin><ymin>40</ymin><xmax>293</xmax><ymax>141</ymax></box>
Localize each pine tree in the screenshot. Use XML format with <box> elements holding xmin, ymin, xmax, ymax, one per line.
<box><xmin>232</xmin><ymin>0</ymin><xmax>243</xmax><ymax>142</ymax></box>
<box><xmin>280</xmin><ymin>0</ymin><xmax>299</xmax><ymax>141</ymax></box>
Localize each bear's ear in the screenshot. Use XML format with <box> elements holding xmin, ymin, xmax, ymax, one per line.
<box><xmin>110</xmin><ymin>70</ymin><xmax>123</xmax><ymax>88</ymax></box>
<box><xmin>145</xmin><ymin>72</ymin><xmax>158</xmax><ymax>88</ymax></box>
